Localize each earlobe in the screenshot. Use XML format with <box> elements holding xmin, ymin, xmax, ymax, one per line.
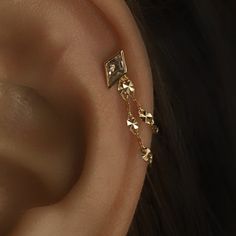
<box><xmin>8</xmin><ymin>1</ymin><xmax>154</xmax><ymax>235</ymax></box>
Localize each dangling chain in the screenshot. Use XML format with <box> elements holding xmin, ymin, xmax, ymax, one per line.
<box><xmin>117</xmin><ymin>75</ymin><xmax>159</xmax><ymax>165</ymax></box>
<box><xmin>104</xmin><ymin>50</ymin><xmax>159</xmax><ymax>165</ymax></box>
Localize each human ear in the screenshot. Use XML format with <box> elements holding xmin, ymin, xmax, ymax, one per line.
<box><xmin>2</xmin><ymin>1</ymin><xmax>154</xmax><ymax>235</ymax></box>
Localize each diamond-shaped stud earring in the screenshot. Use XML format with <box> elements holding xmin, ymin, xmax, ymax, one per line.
<box><xmin>104</xmin><ymin>50</ymin><xmax>127</xmax><ymax>88</ymax></box>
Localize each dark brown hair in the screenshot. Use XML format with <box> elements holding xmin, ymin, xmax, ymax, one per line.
<box><xmin>126</xmin><ymin>0</ymin><xmax>236</xmax><ymax>235</ymax></box>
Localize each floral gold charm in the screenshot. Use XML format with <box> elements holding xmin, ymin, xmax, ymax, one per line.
<box><xmin>152</xmin><ymin>125</ymin><xmax>159</xmax><ymax>134</ymax></box>
<box><xmin>138</xmin><ymin>107</ymin><xmax>159</xmax><ymax>134</ymax></box>
<box><xmin>104</xmin><ymin>50</ymin><xmax>159</xmax><ymax>166</ymax></box>
<box><xmin>141</xmin><ymin>147</ymin><xmax>153</xmax><ymax>164</ymax></box>
<box><xmin>118</xmin><ymin>75</ymin><xmax>135</xmax><ymax>100</ymax></box>
<box><xmin>127</xmin><ymin>115</ymin><xmax>139</xmax><ymax>134</ymax></box>
<box><xmin>138</xmin><ymin>108</ymin><xmax>155</xmax><ymax>125</ymax></box>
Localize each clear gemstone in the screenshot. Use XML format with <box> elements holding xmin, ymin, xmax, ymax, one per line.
<box><xmin>104</xmin><ymin>50</ymin><xmax>128</xmax><ymax>88</ymax></box>
<box><xmin>108</xmin><ymin>64</ymin><xmax>116</xmax><ymax>75</ymax></box>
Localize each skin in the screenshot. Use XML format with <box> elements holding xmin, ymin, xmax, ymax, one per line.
<box><xmin>0</xmin><ymin>0</ymin><xmax>154</xmax><ymax>235</ymax></box>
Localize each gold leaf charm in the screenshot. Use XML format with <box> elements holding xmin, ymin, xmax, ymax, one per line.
<box><xmin>138</xmin><ymin>107</ymin><xmax>159</xmax><ymax>134</ymax></box>
<box><xmin>141</xmin><ymin>147</ymin><xmax>153</xmax><ymax>164</ymax></box>
<box><xmin>127</xmin><ymin>115</ymin><xmax>139</xmax><ymax>135</ymax></box>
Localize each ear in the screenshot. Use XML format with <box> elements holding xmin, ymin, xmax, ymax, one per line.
<box><xmin>8</xmin><ymin>0</ymin><xmax>154</xmax><ymax>235</ymax></box>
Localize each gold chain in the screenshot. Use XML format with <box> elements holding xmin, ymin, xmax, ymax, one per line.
<box><xmin>104</xmin><ymin>50</ymin><xmax>159</xmax><ymax>165</ymax></box>
<box><xmin>117</xmin><ymin>75</ymin><xmax>159</xmax><ymax>165</ymax></box>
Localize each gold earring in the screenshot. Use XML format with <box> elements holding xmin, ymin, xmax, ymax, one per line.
<box><xmin>104</xmin><ymin>50</ymin><xmax>159</xmax><ymax>165</ymax></box>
